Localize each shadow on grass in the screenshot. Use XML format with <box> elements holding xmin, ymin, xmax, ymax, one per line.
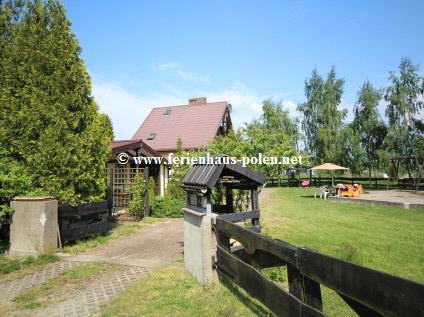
<box><xmin>300</xmin><ymin>195</ymin><xmax>316</xmax><ymax>199</ymax></box>
<box><xmin>220</xmin><ymin>275</ymin><xmax>274</xmax><ymax>317</ymax></box>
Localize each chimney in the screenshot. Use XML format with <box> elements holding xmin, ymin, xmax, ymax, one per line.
<box><xmin>188</xmin><ymin>97</ymin><xmax>207</xmax><ymax>105</ymax></box>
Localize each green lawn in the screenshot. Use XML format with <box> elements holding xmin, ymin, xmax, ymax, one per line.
<box><xmin>100</xmin><ymin>267</ymin><xmax>273</xmax><ymax>317</ymax></box>
<box><xmin>260</xmin><ymin>188</ymin><xmax>424</xmax><ymax>316</ymax></box>
<box><xmin>99</xmin><ymin>188</ymin><xmax>424</xmax><ymax>317</ymax></box>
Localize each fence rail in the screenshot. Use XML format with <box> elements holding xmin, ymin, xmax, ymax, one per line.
<box><xmin>58</xmin><ymin>200</ymin><xmax>111</xmax><ymax>242</ymax></box>
<box><xmin>267</xmin><ymin>176</ymin><xmax>422</xmax><ymax>190</ymax></box>
<box><xmin>214</xmin><ymin>213</ymin><xmax>424</xmax><ymax>317</ymax></box>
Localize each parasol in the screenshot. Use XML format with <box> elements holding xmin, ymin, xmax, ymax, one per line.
<box><xmin>309</xmin><ymin>163</ymin><xmax>350</xmax><ymax>186</ymax></box>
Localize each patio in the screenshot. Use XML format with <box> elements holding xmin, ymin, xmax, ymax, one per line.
<box><xmin>329</xmin><ymin>190</ymin><xmax>424</xmax><ymax>210</ymax></box>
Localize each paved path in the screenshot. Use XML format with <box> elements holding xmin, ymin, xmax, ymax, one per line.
<box><xmin>36</xmin><ymin>266</ymin><xmax>151</xmax><ymax>317</ymax></box>
<box><xmin>1</xmin><ymin>218</ymin><xmax>184</xmax><ymax>317</ymax></box>
<box><xmin>61</xmin><ymin>218</ymin><xmax>184</xmax><ymax>267</ymax></box>
<box><xmin>0</xmin><ymin>261</ymin><xmax>83</xmax><ymax>303</ymax></box>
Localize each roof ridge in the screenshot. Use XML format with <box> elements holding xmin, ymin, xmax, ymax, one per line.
<box><xmin>151</xmin><ymin>101</ymin><xmax>227</xmax><ymax>110</ymax></box>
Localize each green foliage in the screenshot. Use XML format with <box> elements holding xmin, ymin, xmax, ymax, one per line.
<box><xmin>128</xmin><ymin>173</ymin><xmax>146</xmax><ymax>219</ymax></box>
<box><xmin>0</xmin><ymin>0</ymin><xmax>114</xmax><ymax>205</ymax></box>
<box><xmin>148</xmin><ymin>176</ymin><xmax>155</xmax><ymax>208</ymax></box>
<box><xmin>298</xmin><ymin>67</ymin><xmax>348</xmax><ymax>165</ymax></box>
<box><xmin>167</xmin><ymin>137</ymin><xmax>205</xmax><ymax>201</ymax></box>
<box><xmin>0</xmin><ymin>146</ymin><xmax>34</xmax><ymax>228</ymax></box>
<box><xmin>352</xmin><ymin>81</ymin><xmax>387</xmax><ymax>178</ymax></box>
<box><xmin>150</xmin><ymin>195</ymin><xmax>185</xmax><ymax>218</ymax></box>
<box><xmin>209</xmin><ymin>98</ymin><xmax>301</xmax><ymax>179</ymax></box>
<box><xmin>384</xmin><ymin>57</ymin><xmax>424</xmax><ymax>157</ymax></box>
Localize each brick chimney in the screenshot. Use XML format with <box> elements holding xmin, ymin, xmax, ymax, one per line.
<box><xmin>188</xmin><ymin>97</ymin><xmax>207</xmax><ymax>105</ymax></box>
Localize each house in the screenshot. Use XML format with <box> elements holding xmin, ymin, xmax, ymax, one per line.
<box><xmin>132</xmin><ymin>97</ymin><xmax>232</xmax><ymax>157</ymax></box>
<box><xmin>107</xmin><ymin>139</ymin><xmax>169</xmax><ymax>207</ymax></box>
<box><xmin>107</xmin><ymin>97</ymin><xmax>232</xmax><ymax>206</ymax></box>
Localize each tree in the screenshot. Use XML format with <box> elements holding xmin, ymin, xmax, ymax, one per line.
<box><xmin>352</xmin><ymin>81</ymin><xmax>387</xmax><ymax>183</ymax></box>
<box><xmin>210</xmin><ymin>98</ymin><xmax>300</xmax><ymax>178</ymax></box>
<box><xmin>298</xmin><ymin>67</ymin><xmax>347</xmax><ymax>165</ymax></box>
<box><xmin>260</xmin><ymin>98</ymin><xmax>301</xmax><ymax>150</ymax></box>
<box><xmin>384</xmin><ymin>57</ymin><xmax>424</xmax><ymax>158</ymax></box>
<box><xmin>0</xmin><ymin>0</ymin><xmax>114</xmax><ymax>204</ymax></box>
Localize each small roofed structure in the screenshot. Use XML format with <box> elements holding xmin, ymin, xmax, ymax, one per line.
<box><xmin>181</xmin><ymin>156</ymin><xmax>265</xmax><ymax>284</ymax></box>
<box><xmin>181</xmin><ymin>156</ymin><xmax>265</xmax><ymax>222</ymax></box>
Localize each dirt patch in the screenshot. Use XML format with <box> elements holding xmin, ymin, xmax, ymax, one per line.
<box><xmin>259</xmin><ymin>187</ymin><xmax>277</xmax><ymax>204</ymax></box>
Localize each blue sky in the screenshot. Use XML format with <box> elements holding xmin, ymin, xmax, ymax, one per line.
<box><xmin>61</xmin><ymin>0</ymin><xmax>424</xmax><ymax>140</ymax></box>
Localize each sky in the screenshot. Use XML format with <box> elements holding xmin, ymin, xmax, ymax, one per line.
<box><xmin>61</xmin><ymin>0</ymin><xmax>424</xmax><ymax>140</ymax></box>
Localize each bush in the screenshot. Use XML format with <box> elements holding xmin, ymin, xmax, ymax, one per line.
<box><xmin>150</xmin><ymin>195</ymin><xmax>185</xmax><ymax>218</ymax></box>
<box><xmin>128</xmin><ymin>174</ymin><xmax>146</xmax><ymax>219</ymax></box>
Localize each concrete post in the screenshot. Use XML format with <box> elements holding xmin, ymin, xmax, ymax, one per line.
<box><xmin>183</xmin><ymin>209</ymin><xmax>218</xmax><ymax>285</ymax></box>
<box><xmin>9</xmin><ymin>197</ymin><xmax>58</xmax><ymax>256</ymax></box>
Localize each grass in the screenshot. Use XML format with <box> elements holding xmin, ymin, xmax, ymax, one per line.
<box><xmin>62</xmin><ymin>217</ymin><xmax>165</xmax><ymax>254</ymax></box>
<box><xmin>0</xmin><ymin>254</ymin><xmax>61</xmax><ymax>283</ymax></box>
<box><xmin>5</xmin><ymin>263</ymin><xmax>117</xmax><ymax>315</ymax></box>
<box><xmin>260</xmin><ymin>188</ymin><xmax>424</xmax><ymax>316</ymax></box>
<box><xmin>100</xmin><ymin>267</ymin><xmax>274</xmax><ymax>317</ymax></box>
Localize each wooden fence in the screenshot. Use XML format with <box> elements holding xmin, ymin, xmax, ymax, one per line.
<box><xmin>58</xmin><ymin>200</ymin><xmax>112</xmax><ymax>243</ymax></box>
<box><xmin>214</xmin><ymin>212</ymin><xmax>424</xmax><ymax>317</ymax></box>
<box><xmin>267</xmin><ymin>176</ymin><xmax>420</xmax><ymax>190</ymax></box>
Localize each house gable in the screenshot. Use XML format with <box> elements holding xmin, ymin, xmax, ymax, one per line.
<box><xmin>132</xmin><ymin>99</ymin><xmax>231</xmax><ymax>152</ymax></box>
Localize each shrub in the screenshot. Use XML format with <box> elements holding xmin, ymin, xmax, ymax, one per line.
<box><xmin>150</xmin><ymin>195</ymin><xmax>185</xmax><ymax>218</ymax></box>
<box><xmin>128</xmin><ymin>174</ymin><xmax>146</xmax><ymax>219</ymax></box>
<box><xmin>148</xmin><ymin>177</ymin><xmax>156</xmax><ymax>209</ymax></box>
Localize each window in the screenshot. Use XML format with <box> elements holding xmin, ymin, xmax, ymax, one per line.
<box><xmin>163</xmin><ymin>109</ymin><xmax>171</xmax><ymax>115</ymax></box>
<box><xmin>147</xmin><ymin>133</ymin><xmax>156</xmax><ymax>140</ymax></box>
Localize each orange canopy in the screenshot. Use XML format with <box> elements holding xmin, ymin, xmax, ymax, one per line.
<box><xmin>309</xmin><ymin>163</ymin><xmax>350</xmax><ymax>171</ymax></box>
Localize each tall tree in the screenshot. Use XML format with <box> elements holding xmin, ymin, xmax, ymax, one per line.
<box><xmin>260</xmin><ymin>98</ymin><xmax>300</xmax><ymax>150</ymax></box>
<box><xmin>384</xmin><ymin>57</ymin><xmax>424</xmax><ymax>157</ymax></box>
<box><xmin>352</xmin><ymin>81</ymin><xmax>387</xmax><ymax>182</ymax></box>
<box><xmin>298</xmin><ymin>67</ymin><xmax>347</xmax><ymax>164</ymax></box>
<box><xmin>0</xmin><ymin>0</ymin><xmax>114</xmax><ymax>204</ymax></box>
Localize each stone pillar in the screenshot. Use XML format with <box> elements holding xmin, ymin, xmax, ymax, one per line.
<box><xmin>9</xmin><ymin>197</ymin><xmax>58</xmax><ymax>256</ymax></box>
<box><xmin>183</xmin><ymin>209</ymin><xmax>218</xmax><ymax>285</ymax></box>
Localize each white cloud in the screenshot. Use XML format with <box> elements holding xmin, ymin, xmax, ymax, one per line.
<box><xmin>176</xmin><ymin>70</ymin><xmax>209</xmax><ymax>83</ymax></box>
<box><xmin>154</xmin><ymin>63</ymin><xmax>181</xmax><ymax>71</ymax></box>
<box><xmin>199</xmin><ymin>82</ymin><xmax>298</xmax><ymax>128</ymax></box>
<box><xmin>153</xmin><ymin>62</ymin><xmax>209</xmax><ymax>83</ymax></box>
<box><xmin>92</xmin><ymin>82</ymin><xmax>185</xmax><ymax>140</ymax></box>
<box><xmin>282</xmin><ymin>100</ymin><xmax>296</xmax><ymax>110</ymax></box>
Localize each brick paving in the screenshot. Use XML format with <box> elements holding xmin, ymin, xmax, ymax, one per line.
<box><xmin>35</xmin><ymin>266</ymin><xmax>151</xmax><ymax>317</ymax></box>
<box><xmin>0</xmin><ymin>261</ymin><xmax>83</xmax><ymax>302</ymax></box>
<box><xmin>1</xmin><ymin>218</ymin><xmax>183</xmax><ymax>317</ymax></box>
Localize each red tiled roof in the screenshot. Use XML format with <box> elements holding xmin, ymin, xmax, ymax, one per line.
<box><xmin>132</xmin><ymin>101</ymin><xmax>228</xmax><ymax>151</ymax></box>
<box><xmin>109</xmin><ymin>139</ymin><xmax>164</xmax><ymax>159</ymax></box>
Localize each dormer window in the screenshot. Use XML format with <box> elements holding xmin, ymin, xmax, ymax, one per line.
<box><xmin>163</xmin><ymin>109</ymin><xmax>171</xmax><ymax>115</ymax></box>
<box><xmin>147</xmin><ymin>133</ymin><xmax>156</xmax><ymax>140</ymax></box>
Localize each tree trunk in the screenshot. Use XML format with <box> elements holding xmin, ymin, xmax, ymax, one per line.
<box><xmin>369</xmin><ymin>167</ymin><xmax>372</xmax><ymax>189</ymax></box>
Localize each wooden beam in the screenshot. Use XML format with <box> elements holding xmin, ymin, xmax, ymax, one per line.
<box><xmin>298</xmin><ymin>247</ymin><xmax>424</xmax><ymax>317</ymax></box>
<box><xmin>217</xmin><ymin>245</ymin><xmax>305</xmax><ymax>317</ymax></box>
<box><xmin>216</xmin><ymin>217</ymin><xmax>298</xmax><ymax>267</ymax></box>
